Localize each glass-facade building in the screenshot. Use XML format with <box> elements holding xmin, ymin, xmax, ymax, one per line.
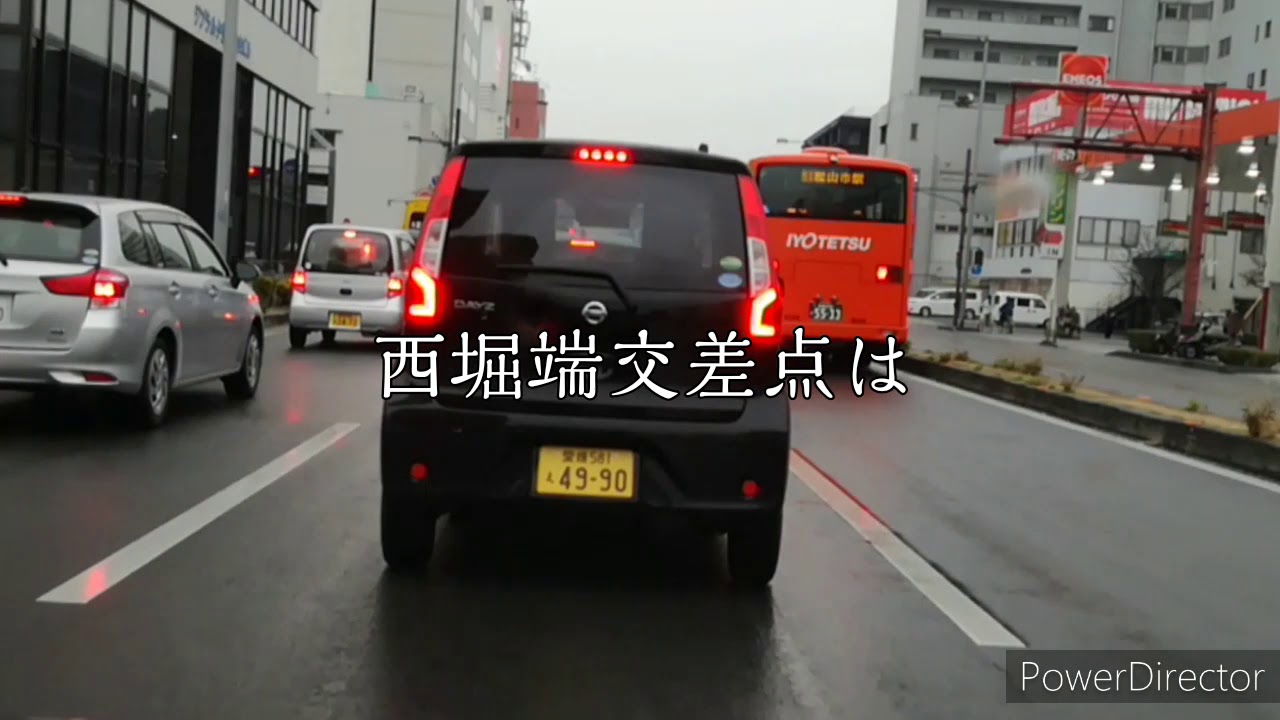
<box><xmin>0</xmin><ymin>0</ymin><xmax>314</xmax><ymax>267</ymax></box>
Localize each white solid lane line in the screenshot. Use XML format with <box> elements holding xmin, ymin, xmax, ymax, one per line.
<box><xmin>790</xmin><ymin>449</ymin><xmax>1026</xmax><ymax>649</ymax></box>
<box><xmin>901</xmin><ymin>371</ymin><xmax>1280</xmax><ymax>498</ymax></box>
<box><xmin>37</xmin><ymin>422</ymin><xmax>361</xmax><ymax>605</ymax></box>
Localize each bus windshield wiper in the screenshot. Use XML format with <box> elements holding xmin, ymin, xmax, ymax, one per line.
<box><xmin>494</xmin><ymin>264</ymin><xmax>635</xmax><ymax>314</ymax></box>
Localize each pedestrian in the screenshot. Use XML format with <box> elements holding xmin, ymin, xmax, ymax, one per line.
<box><xmin>999</xmin><ymin>296</ymin><xmax>1015</xmax><ymax>334</ymax></box>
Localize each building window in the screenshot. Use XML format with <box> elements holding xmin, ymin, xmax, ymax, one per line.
<box><xmin>977</xmin><ymin>10</ymin><xmax>1003</xmax><ymax>21</ymax></box>
<box><xmin>934</xmin><ymin>7</ymin><xmax>955</xmax><ymax>18</ymax></box>
<box><xmin>909</xmin><ymin>123</ymin><xmax>918</xmax><ymax>140</ymax></box>
<box><xmin>1241</xmin><ymin>229</ymin><xmax>1265</xmax><ymax>255</ymax></box>
<box><xmin>1190</xmin><ymin>2</ymin><xmax>1213</xmax><ymax>19</ymax></box>
<box><xmin>931</xmin><ymin>48</ymin><xmax>960</xmax><ymax>60</ymax></box>
<box><xmin>482</xmin><ymin>5</ymin><xmax>493</xmax><ymax>20</ymax></box>
<box><xmin>1186</xmin><ymin>45</ymin><xmax>1209</xmax><ymax>62</ymax></box>
<box><xmin>1035</xmin><ymin>54</ymin><xmax>1057</xmax><ymax>66</ymax></box>
<box><xmin>1262</xmin><ymin>68</ymin><xmax>1268</xmax><ymax>86</ymax></box>
<box><xmin>1267</xmin><ymin>20</ymin><xmax>1272</xmax><ymax>37</ymax></box>
<box><xmin>937</xmin><ymin>89</ymin><xmax>956</xmax><ymax>100</ymax></box>
<box><xmin>1088</xmin><ymin>15</ymin><xmax>1115</xmax><ymax>31</ymax></box>
<box><xmin>245</xmin><ymin>78</ymin><xmax>310</xmax><ymax>264</ymax></box>
<box><xmin>1161</xmin><ymin>3</ymin><xmax>1179</xmax><ymax>19</ymax></box>
<box><xmin>1040</xmin><ymin>15</ymin><xmax>1065</xmax><ymax>26</ymax></box>
<box><xmin>1078</xmin><ymin>217</ymin><xmax>1140</xmax><ymax>247</ymax></box>
<box><xmin>1247</xmin><ymin>71</ymin><xmax>1255</xmax><ymax>88</ymax></box>
<box><xmin>1218</xmin><ymin>36</ymin><xmax>1231</xmax><ymax>57</ymax></box>
<box><xmin>1222</xmin><ymin>0</ymin><xmax>1234</xmax><ymax>11</ymax></box>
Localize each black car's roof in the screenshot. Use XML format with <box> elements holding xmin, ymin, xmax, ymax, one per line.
<box><xmin>455</xmin><ymin>139</ymin><xmax>750</xmax><ymax>176</ymax></box>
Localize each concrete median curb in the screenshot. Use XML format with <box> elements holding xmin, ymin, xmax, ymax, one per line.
<box><xmin>263</xmin><ymin>309</ymin><xmax>289</xmax><ymax>327</ymax></box>
<box><xmin>901</xmin><ymin>355</ymin><xmax>1280</xmax><ymax>483</ymax></box>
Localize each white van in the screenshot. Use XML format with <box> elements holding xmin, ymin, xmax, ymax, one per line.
<box><xmin>991</xmin><ymin>291</ymin><xmax>1050</xmax><ymax>327</ymax></box>
<box><xmin>908</xmin><ymin>286</ymin><xmax>982</xmax><ymax>319</ymax></box>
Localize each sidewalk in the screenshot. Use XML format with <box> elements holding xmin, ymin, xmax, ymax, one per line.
<box><xmin>908</xmin><ymin>322</ymin><xmax>1280</xmax><ymax>420</ymax></box>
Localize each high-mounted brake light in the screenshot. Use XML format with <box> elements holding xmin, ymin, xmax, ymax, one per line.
<box><xmin>41</xmin><ymin>268</ymin><xmax>130</xmax><ymax>308</ymax></box>
<box><xmin>738</xmin><ymin>176</ymin><xmax>781</xmax><ymax>339</ymax></box>
<box><xmin>405</xmin><ymin>156</ymin><xmax>465</xmax><ymax>329</ymax></box>
<box><xmin>0</xmin><ymin>193</ymin><xmax>26</xmax><ymax>206</ymax></box>
<box><xmin>575</xmin><ymin>146</ymin><xmax>631</xmax><ymax>164</ymax></box>
<box><xmin>569</xmin><ymin>238</ymin><xmax>597</xmax><ymax>250</ymax></box>
<box><xmin>291</xmin><ymin>270</ymin><xmax>308</xmax><ymax>293</ymax></box>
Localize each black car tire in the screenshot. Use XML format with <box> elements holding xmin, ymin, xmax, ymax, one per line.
<box><xmin>381</xmin><ymin>491</ymin><xmax>437</xmax><ymax>573</ymax></box>
<box><xmin>289</xmin><ymin>326</ymin><xmax>308</xmax><ymax>349</ymax></box>
<box><xmin>223</xmin><ymin>325</ymin><xmax>264</xmax><ymax>400</ymax></box>
<box><xmin>130</xmin><ymin>339</ymin><xmax>173</xmax><ymax>429</ymax></box>
<box><xmin>727</xmin><ymin>506</ymin><xmax>782</xmax><ymax>589</ymax></box>
<box><xmin>919</xmin><ymin>307</ymin><xmax>932</xmax><ymax>317</ymax></box>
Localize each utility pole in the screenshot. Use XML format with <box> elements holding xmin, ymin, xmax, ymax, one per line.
<box><xmin>211</xmin><ymin>0</ymin><xmax>240</xmax><ymax>258</ymax></box>
<box><xmin>447</xmin><ymin>0</ymin><xmax>463</xmax><ymax>151</ymax></box>
<box><xmin>955</xmin><ymin>34</ymin><xmax>990</xmax><ymax>328</ymax></box>
<box><xmin>953</xmin><ymin>148</ymin><xmax>972</xmax><ymax>327</ymax></box>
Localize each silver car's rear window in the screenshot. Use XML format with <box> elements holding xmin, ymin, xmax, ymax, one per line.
<box><xmin>301</xmin><ymin>229</ymin><xmax>394</xmax><ymax>275</ymax></box>
<box><xmin>0</xmin><ymin>200</ymin><xmax>101</xmax><ymax>264</ymax></box>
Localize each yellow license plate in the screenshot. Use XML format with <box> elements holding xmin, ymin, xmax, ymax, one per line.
<box><xmin>534</xmin><ymin>446</ymin><xmax>637</xmax><ymax>501</ymax></box>
<box><xmin>328</xmin><ymin>312</ymin><xmax>362</xmax><ymax>330</ymax></box>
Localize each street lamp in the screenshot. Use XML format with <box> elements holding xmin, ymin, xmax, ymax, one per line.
<box><xmin>928</xmin><ymin>30</ymin><xmax>990</xmax><ymax>327</ymax></box>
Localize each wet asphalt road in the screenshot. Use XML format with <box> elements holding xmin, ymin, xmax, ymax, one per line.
<box><xmin>1</xmin><ymin>330</ymin><xmax>1279</xmax><ymax>719</ymax></box>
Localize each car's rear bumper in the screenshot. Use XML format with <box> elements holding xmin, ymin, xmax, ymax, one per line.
<box><xmin>381</xmin><ymin>393</ymin><xmax>791</xmax><ymax>524</ymax></box>
<box><xmin>289</xmin><ymin>294</ymin><xmax>403</xmax><ymax>334</ymax></box>
<box><xmin>0</xmin><ymin>317</ymin><xmax>146</xmax><ymax>393</ymax></box>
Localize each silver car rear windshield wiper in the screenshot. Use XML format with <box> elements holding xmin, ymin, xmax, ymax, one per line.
<box><xmin>494</xmin><ymin>264</ymin><xmax>635</xmax><ymax>314</ymax></box>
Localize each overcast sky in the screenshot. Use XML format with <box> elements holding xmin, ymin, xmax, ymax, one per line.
<box><xmin>524</xmin><ymin>0</ymin><xmax>896</xmax><ymax>163</ymax></box>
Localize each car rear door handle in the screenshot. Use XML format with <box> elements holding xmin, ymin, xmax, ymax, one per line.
<box><xmin>168</xmin><ymin>282</ymin><xmax>182</xmax><ymax>297</ymax></box>
<box><xmin>206</xmin><ymin>285</ymin><xmax>220</xmax><ymax>297</ymax></box>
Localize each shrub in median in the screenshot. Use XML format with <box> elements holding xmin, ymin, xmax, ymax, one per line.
<box><xmin>1127</xmin><ymin>329</ymin><xmax>1161</xmax><ymax>354</ymax></box>
<box><xmin>1217</xmin><ymin>347</ymin><xmax>1280</xmax><ymax>369</ymax></box>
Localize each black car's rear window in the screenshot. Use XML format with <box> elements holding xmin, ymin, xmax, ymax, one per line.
<box><xmin>301</xmin><ymin>229</ymin><xmax>394</xmax><ymax>275</ymax></box>
<box><xmin>441</xmin><ymin>157</ymin><xmax>749</xmax><ymax>292</ymax></box>
<box><xmin>0</xmin><ymin>200</ymin><xmax>100</xmax><ymax>263</ymax></box>
<box><xmin>757</xmin><ymin>165</ymin><xmax>907</xmax><ymax>223</ymax></box>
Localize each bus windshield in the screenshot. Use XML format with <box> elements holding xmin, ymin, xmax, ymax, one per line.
<box><xmin>757</xmin><ymin>165</ymin><xmax>908</xmax><ymax>224</ymax></box>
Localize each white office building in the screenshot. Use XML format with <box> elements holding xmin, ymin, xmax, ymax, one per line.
<box><xmin>304</xmin><ymin>0</ymin><xmax>525</xmax><ymax>229</ymax></box>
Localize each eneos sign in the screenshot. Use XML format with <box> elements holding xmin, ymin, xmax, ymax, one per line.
<box><xmin>1058</xmin><ymin>53</ymin><xmax>1109</xmax><ymax>109</ymax></box>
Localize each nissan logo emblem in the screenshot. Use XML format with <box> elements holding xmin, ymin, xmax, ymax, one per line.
<box><xmin>582</xmin><ymin>301</ymin><xmax>608</xmax><ymax>325</ymax></box>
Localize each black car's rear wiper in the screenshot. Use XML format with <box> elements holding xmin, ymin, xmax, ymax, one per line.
<box><xmin>0</xmin><ymin>250</ymin><xmax>8</xmax><ymax>266</ymax></box>
<box><xmin>494</xmin><ymin>264</ymin><xmax>635</xmax><ymax>313</ymax></box>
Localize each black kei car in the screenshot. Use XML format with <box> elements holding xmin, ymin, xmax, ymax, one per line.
<box><xmin>379</xmin><ymin>140</ymin><xmax>791</xmax><ymax>587</ymax></box>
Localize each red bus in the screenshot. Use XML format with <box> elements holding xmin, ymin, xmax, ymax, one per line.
<box><xmin>748</xmin><ymin>148</ymin><xmax>916</xmax><ymax>370</ymax></box>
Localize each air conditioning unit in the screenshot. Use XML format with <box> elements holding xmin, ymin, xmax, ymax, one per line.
<box><xmin>403</xmin><ymin>84</ymin><xmax>423</xmax><ymax>101</ymax></box>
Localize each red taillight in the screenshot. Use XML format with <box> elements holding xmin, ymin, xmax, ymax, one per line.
<box><xmin>387</xmin><ymin>276</ymin><xmax>404</xmax><ymax>298</ymax></box>
<box><xmin>569</xmin><ymin>237</ymin><xmax>597</xmax><ymax>250</ymax></box>
<box><xmin>575</xmin><ymin>146</ymin><xmax>632</xmax><ymax>164</ymax></box>
<box><xmin>405</xmin><ymin>157</ymin><xmax>464</xmax><ymax>330</ymax></box>
<box><xmin>0</xmin><ymin>193</ymin><xmax>27</xmax><ymax>206</ymax></box>
<box><xmin>41</xmin><ymin>268</ymin><xmax>129</xmax><ymax>308</ymax></box>
<box><xmin>738</xmin><ymin>176</ymin><xmax>779</xmax><ymax>339</ymax></box>
<box><xmin>405</xmin><ymin>266</ymin><xmax>438</xmax><ymax>320</ymax></box>
<box><xmin>291</xmin><ymin>270</ymin><xmax>307</xmax><ymax>293</ymax></box>
<box><xmin>876</xmin><ymin>265</ymin><xmax>904</xmax><ymax>284</ymax></box>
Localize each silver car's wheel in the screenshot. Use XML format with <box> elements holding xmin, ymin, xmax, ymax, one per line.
<box><xmin>147</xmin><ymin>346</ymin><xmax>170</xmax><ymax>416</ymax></box>
<box><xmin>130</xmin><ymin>340</ymin><xmax>172</xmax><ymax>429</ymax></box>
<box><xmin>224</xmin><ymin>326</ymin><xmax>264</xmax><ymax>400</ymax></box>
